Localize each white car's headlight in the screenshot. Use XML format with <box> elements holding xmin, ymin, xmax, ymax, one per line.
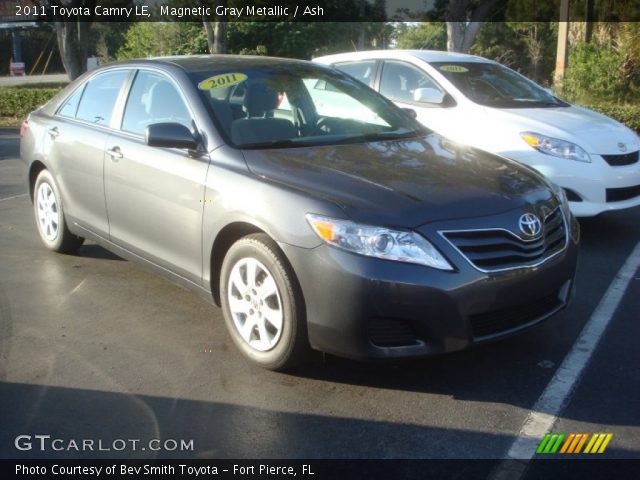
<box><xmin>306</xmin><ymin>214</ymin><xmax>453</xmax><ymax>270</ymax></box>
<box><xmin>521</xmin><ymin>132</ymin><xmax>591</xmax><ymax>163</ymax></box>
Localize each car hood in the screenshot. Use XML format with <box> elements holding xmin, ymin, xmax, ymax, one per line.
<box><xmin>242</xmin><ymin>133</ymin><xmax>553</xmax><ymax>228</ymax></box>
<box><xmin>485</xmin><ymin>105</ymin><xmax>640</xmax><ymax>154</ymax></box>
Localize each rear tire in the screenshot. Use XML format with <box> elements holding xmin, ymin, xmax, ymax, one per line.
<box><xmin>33</xmin><ymin>169</ymin><xmax>84</xmax><ymax>253</ymax></box>
<box><xmin>220</xmin><ymin>233</ymin><xmax>308</xmax><ymax>370</ymax></box>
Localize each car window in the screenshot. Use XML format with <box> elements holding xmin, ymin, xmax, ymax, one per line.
<box><xmin>430</xmin><ymin>61</ymin><xmax>568</xmax><ymax>108</ymax></box>
<box><xmin>192</xmin><ymin>64</ymin><xmax>426</xmax><ymax>149</ymax></box>
<box><xmin>75</xmin><ymin>70</ymin><xmax>128</xmax><ymax>126</ymax></box>
<box><xmin>121</xmin><ymin>70</ymin><xmax>193</xmax><ymax>136</ymax></box>
<box><xmin>57</xmin><ymin>86</ymin><xmax>85</xmax><ymax>118</ymax></box>
<box><xmin>334</xmin><ymin>61</ymin><xmax>377</xmax><ymax>87</ymax></box>
<box><xmin>380</xmin><ymin>61</ymin><xmax>441</xmax><ymax>104</ymax></box>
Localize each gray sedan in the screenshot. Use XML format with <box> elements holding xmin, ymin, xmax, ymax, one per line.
<box><xmin>20</xmin><ymin>56</ymin><xmax>579</xmax><ymax>370</ymax></box>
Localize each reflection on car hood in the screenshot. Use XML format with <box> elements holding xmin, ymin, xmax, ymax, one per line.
<box><xmin>242</xmin><ymin>133</ymin><xmax>553</xmax><ymax>227</ymax></box>
<box><xmin>486</xmin><ymin>105</ymin><xmax>640</xmax><ymax>154</ymax></box>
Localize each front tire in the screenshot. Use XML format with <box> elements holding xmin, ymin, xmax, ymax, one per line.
<box><xmin>220</xmin><ymin>233</ymin><xmax>308</xmax><ymax>370</ymax></box>
<box><xmin>33</xmin><ymin>169</ymin><xmax>84</xmax><ymax>253</ymax></box>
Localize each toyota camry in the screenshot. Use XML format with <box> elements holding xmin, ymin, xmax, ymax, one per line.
<box><xmin>21</xmin><ymin>55</ymin><xmax>579</xmax><ymax>370</ymax></box>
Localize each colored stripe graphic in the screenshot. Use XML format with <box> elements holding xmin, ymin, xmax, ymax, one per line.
<box><xmin>537</xmin><ymin>433</ymin><xmax>613</xmax><ymax>454</ymax></box>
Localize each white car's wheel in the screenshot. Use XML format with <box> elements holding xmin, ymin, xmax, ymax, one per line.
<box><xmin>33</xmin><ymin>170</ymin><xmax>84</xmax><ymax>253</ymax></box>
<box><xmin>220</xmin><ymin>233</ymin><xmax>308</xmax><ymax>370</ymax></box>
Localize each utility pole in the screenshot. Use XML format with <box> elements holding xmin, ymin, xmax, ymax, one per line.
<box><xmin>554</xmin><ymin>0</ymin><xmax>570</xmax><ymax>90</ymax></box>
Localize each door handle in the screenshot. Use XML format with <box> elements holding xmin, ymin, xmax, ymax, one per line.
<box><xmin>48</xmin><ymin>127</ymin><xmax>59</xmax><ymax>138</ymax></box>
<box><xmin>106</xmin><ymin>147</ymin><xmax>123</xmax><ymax>160</ymax></box>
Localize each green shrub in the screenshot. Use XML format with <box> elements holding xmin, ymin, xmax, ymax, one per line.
<box><xmin>562</xmin><ymin>42</ymin><xmax>638</xmax><ymax>104</ymax></box>
<box><xmin>0</xmin><ymin>87</ymin><xmax>62</xmax><ymax>119</ymax></box>
<box><xmin>580</xmin><ymin>104</ymin><xmax>640</xmax><ymax>133</ymax></box>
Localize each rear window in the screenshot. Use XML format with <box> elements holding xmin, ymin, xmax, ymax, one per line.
<box><xmin>75</xmin><ymin>70</ymin><xmax>129</xmax><ymax>126</ymax></box>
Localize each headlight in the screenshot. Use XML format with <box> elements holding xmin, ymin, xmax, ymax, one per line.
<box><xmin>306</xmin><ymin>214</ymin><xmax>453</xmax><ymax>270</ymax></box>
<box><xmin>521</xmin><ymin>132</ymin><xmax>591</xmax><ymax>163</ymax></box>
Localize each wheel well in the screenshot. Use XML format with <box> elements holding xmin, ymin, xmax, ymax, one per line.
<box><xmin>210</xmin><ymin>222</ymin><xmax>265</xmax><ymax>306</ymax></box>
<box><xmin>28</xmin><ymin>161</ymin><xmax>47</xmax><ymax>202</ymax></box>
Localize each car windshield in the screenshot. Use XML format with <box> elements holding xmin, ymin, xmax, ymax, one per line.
<box><xmin>190</xmin><ymin>63</ymin><xmax>428</xmax><ymax>149</ymax></box>
<box><xmin>431</xmin><ymin>61</ymin><xmax>569</xmax><ymax>109</ymax></box>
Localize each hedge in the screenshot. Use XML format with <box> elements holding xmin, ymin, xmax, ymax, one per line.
<box><xmin>0</xmin><ymin>87</ymin><xmax>638</xmax><ymax>133</ymax></box>
<box><xmin>0</xmin><ymin>87</ymin><xmax>62</xmax><ymax>120</ymax></box>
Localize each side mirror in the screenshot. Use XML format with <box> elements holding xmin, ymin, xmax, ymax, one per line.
<box><xmin>401</xmin><ymin>108</ymin><xmax>417</xmax><ymax>119</ymax></box>
<box><xmin>413</xmin><ymin>87</ymin><xmax>445</xmax><ymax>105</ymax></box>
<box><xmin>145</xmin><ymin>123</ymin><xmax>198</xmax><ymax>150</ymax></box>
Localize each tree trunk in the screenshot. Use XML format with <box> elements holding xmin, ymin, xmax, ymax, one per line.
<box><xmin>205</xmin><ymin>0</ymin><xmax>227</xmax><ymax>54</ymax></box>
<box><xmin>445</xmin><ymin>0</ymin><xmax>499</xmax><ymax>53</ymax></box>
<box><xmin>54</xmin><ymin>21</ymin><xmax>91</xmax><ymax>80</ymax></box>
<box><xmin>203</xmin><ymin>20</ymin><xmax>215</xmax><ymax>53</ymax></box>
<box><xmin>213</xmin><ymin>21</ymin><xmax>227</xmax><ymax>54</ymax></box>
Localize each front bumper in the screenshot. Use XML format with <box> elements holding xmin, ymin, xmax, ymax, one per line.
<box><xmin>511</xmin><ymin>150</ymin><xmax>640</xmax><ymax>217</ymax></box>
<box><xmin>279</xmin><ymin>225</ymin><xmax>579</xmax><ymax>361</ymax></box>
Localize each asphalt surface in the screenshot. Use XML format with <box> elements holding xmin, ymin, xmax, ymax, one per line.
<box><xmin>0</xmin><ymin>129</ymin><xmax>638</xmax><ymax>463</ymax></box>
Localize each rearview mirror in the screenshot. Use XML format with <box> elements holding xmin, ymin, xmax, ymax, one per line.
<box><xmin>145</xmin><ymin>123</ymin><xmax>198</xmax><ymax>150</ymax></box>
<box><xmin>413</xmin><ymin>87</ymin><xmax>445</xmax><ymax>105</ymax></box>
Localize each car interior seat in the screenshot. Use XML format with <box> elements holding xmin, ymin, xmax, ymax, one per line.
<box><xmin>231</xmin><ymin>82</ymin><xmax>296</xmax><ymax>145</ymax></box>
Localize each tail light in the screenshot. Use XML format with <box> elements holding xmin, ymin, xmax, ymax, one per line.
<box><xmin>20</xmin><ymin>118</ymin><xmax>29</xmax><ymax>138</ymax></box>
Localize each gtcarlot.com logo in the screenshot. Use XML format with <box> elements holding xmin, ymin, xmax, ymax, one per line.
<box><xmin>536</xmin><ymin>432</ymin><xmax>613</xmax><ymax>455</ymax></box>
<box><xmin>15</xmin><ymin>435</ymin><xmax>194</xmax><ymax>452</ymax></box>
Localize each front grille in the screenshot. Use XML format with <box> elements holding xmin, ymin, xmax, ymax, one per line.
<box><xmin>469</xmin><ymin>292</ymin><xmax>562</xmax><ymax>339</ymax></box>
<box><xmin>601</xmin><ymin>151</ymin><xmax>639</xmax><ymax>167</ymax></box>
<box><xmin>368</xmin><ymin>318</ymin><xmax>421</xmax><ymax>347</ymax></box>
<box><xmin>441</xmin><ymin>208</ymin><xmax>566</xmax><ymax>272</ymax></box>
<box><xmin>606</xmin><ymin>185</ymin><xmax>640</xmax><ymax>203</ymax></box>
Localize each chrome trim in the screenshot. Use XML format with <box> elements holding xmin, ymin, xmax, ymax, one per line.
<box><xmin>438</xmin><ymin>207</ymin><xmax>568</xmax><ymax>274</ymax></box>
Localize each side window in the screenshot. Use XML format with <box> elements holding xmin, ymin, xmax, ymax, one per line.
<box><xmin>121</xmin><ymin>70</ymin><xmax>193</xmax><ymax>136</ymax></box>
<box><xmin>75</xmin><ymin>70</ymin><xmax>128</xmax><ymax>126</ymax></box>
<box><xmin>57</xmin><ymin>86</ymin><xmax>85</xmax><ymax>118</ymax></box>
<box><xmin>334</xmin><ymin>61</ymin><xmax>377</xmax><ymax>87</ymax></box>
<box><xmin>380</xmin><ymin>61</ymin><xmax>441</xmax><ymax>103</ymax></box>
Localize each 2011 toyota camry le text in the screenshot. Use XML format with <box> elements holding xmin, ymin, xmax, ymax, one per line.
<box><xmin>20</xmin><ymin>55</ymin><xmax>580</xmax><ymax>370</ymax></box>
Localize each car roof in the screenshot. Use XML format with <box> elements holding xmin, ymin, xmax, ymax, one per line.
<box><xmin>105</xmin><ymin>54</ymin><xmax>320</xmax><ymax>73</ymax></box>
<box><xmin>314</xmin><ymin>49</ymin><xmax>493</xmax><ymax>64</ymax></box>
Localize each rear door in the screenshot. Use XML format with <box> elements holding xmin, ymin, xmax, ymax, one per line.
<box><xmin>48</xmin><ymin>69</ymin><xmax>130</xmax><ymax>237</ymax></box>
<box><xmin>104</xmin><ymin>69</ymin><xmax>209</xmax><ymax>284</ymax></box>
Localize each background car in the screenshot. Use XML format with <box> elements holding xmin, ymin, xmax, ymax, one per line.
<box><xmin>314</xmin><ymin>50</ymin><xmax>640</xmax><ymax>217</ymax></box>
<box><xmin>21</xmin><ymin>55</ymin><xmax>578</xmax><ymax>371</ymax></box>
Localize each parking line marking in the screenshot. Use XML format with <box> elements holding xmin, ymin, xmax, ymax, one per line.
<box><xmin>0</xmin><ymin>193</ymin><xmax>27</xmax><ymax>202</ymax></box>
<box><xmin>491</xmin><ymin>241</ymin><xmax>640</xmax><ymax>479</ymax></box>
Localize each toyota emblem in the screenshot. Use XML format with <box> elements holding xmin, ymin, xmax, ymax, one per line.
<box><xmin>519</xmin><ymin>213</ymin><xmax>542</xmax><ymax>237</ymax></box>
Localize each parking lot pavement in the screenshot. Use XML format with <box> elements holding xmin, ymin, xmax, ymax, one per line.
<box><xmin>1</xmin><ymin>132</ymin><xmax>639</xmax><ymax>460</ymax></box>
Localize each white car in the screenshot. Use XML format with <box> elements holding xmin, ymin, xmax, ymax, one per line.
<box><xmin>314</xmin><ymin>50</ymin><xmax>640</xmax><ymax>217</ymax></box>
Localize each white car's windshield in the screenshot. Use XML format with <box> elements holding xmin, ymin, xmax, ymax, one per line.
<box><xmin>431</xmin><ymin>62</ymin><xmax>569</xmax><ymax>109</ymax></box>
<box><xmin>191</xmin><ymin>63</ymin><xmax>428</xmax><ymax>149</ymax></box>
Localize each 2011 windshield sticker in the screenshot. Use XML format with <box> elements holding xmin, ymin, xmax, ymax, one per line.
<box><xmin>439</xmin><ymin>65</ymin><xmax>469</xmax><ymax>73</ymax></box>
<box><xmin>198</xmin><ymin>73</ymin><xmax>247</xmax><ymax>90</ymax></box>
